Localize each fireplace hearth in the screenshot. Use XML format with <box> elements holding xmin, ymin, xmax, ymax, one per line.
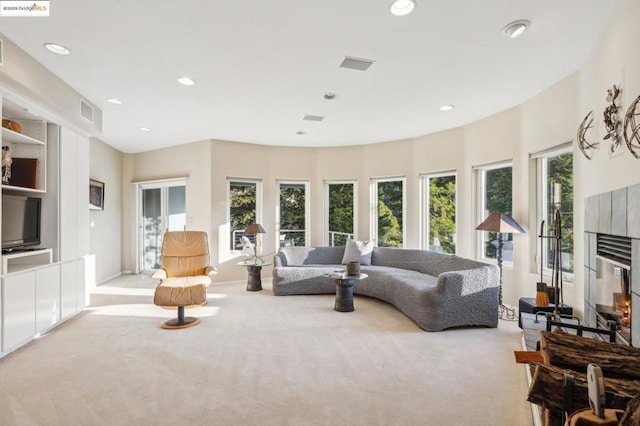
<box><xmin>584</xmin><ymin>184</ymin><xmax>640</xmax><ymax>347</ymax></box>
<box><xmin>590</xmin><ymin>234</ymin><xmax>632</xmax><ymax>345</ymax></box>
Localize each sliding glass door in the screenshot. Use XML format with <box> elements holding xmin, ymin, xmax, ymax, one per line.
<box><xmin>138</xmin><ymin>179</ymin><xmax>186</xmax><ymax>271</ymax></box>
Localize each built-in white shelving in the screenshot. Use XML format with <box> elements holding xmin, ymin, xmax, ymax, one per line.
<box><xmin>1</xmin><ymin>127</ymin><xmax>45</xmax><ymax>145</ymax></box>
<box><xmin>0</xmin><ymin>95</ymin><xmax>89</xmax><ymax>358</ymax></box>
<box><xmin>2</xmin><ymin>248</ymin><xmax>53</xmax><ymax>274</ymax></box>
<box><xmin>1</xmin><ymin>99</ymin><xmax>47</xmax><ymax>193</ymax></box>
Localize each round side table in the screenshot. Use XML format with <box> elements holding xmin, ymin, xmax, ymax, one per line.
<box><xmin>238</xmin><ymin>261</ymin><xmax>272</xmax><ymax>291</ymax></box>
<box><xmin>326</xmin><ymin>272</ymin><xmax>368</xmax><ymax>312</ymax></box>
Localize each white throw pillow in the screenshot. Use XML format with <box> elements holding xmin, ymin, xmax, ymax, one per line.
<box><xmin>341</xmin><ymin>239</ymin><xmax>374</xmax><ymax>265</ymax></box>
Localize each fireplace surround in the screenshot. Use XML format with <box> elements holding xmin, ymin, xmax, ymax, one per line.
<box><xmin>584</xmin><ymin>184</ymin><xmax>640</xmax><ymax>346</ymax></box>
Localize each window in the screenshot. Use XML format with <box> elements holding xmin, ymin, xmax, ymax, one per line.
<box><xmin>476</xmin><ymin>163</ymin><xmax>513</xmax><ymax>261</ymax></box>
<box><xmin>325</xmin><ymin>181</ymin><xmax>356</xmax><ymax>246</ymax></box>
<box><xmin>536</xmin><ymin>147</ymin><xmax>573</xmax><ymax>274</ymax></box>
<box><xmin>228</xmin><ymin>179</ymin><xmax>261</xmax><ymax>251</ymax></box>
<box><xmin>371</xmin><ymin>178</ymin><xmax>405</xmax><ymax>248</ymax></box>
<box><xmin>277</xmin><ymin>181</ymin><xmax>309</xmax><ymax>247</ymax></box>
<box><xmin>422</xmin><ymin>172</ymin><xmax>456</xmax><ymax>253</ymax></box>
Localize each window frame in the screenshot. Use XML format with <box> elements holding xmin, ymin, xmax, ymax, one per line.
<box><xmin>534</xmin><ymin>145</ymin><xmax>574</xmax><ymax>281</ymax></box>
<box><xmin>474</xmin><ymin>161</ymin><xmax>513</xmax><ymax>264</ymax></box>
<box><xmin>226</xmin><ymin>178</ymin><xmax>262</xmax><ymax>254</ymax></box>
<box><xmin>370</xmin><ymin>176</ymin><xmax>406</xmax><ymax>248</ymax></box>
<box><xmin>420</xmin><ymin>171</ymin><xmax>457</xmax><ymax>253</ymax></box>
<box><xmin>324</xmin><ymin>180</ymin><xmax>358</xmax><ymax>246</ymax></box>
<box><xmin>276</xmin><ymin>180</ymin><xmax>310</xmax><ymax>248</ymax></box>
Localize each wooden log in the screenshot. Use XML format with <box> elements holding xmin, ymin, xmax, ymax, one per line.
<box><xmin>540</xmin><ymin>331</ymin><xmax>640</xmax><ymax>379</ymax></box>
<box><xmin>514</xmin><ymin>350</ymin><xmax>544</xmax><ymax>364</ymax></box>
<box><xmin>527</xmin><ymin>363</ymin><xmax>640</xmax><ymax>418</ymax></box>
<box><xmin>619</xmin><ymin>393</ymin><xmax>640</xmax><ymax>426</ymax></box>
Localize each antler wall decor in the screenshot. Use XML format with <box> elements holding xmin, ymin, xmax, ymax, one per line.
<box><xmin>624</xmin><ymin>94</ymin><xmax>640</xmax><ymax>159</ymax></box>
<box><xmin>603</xmin><ymin>85</ymin><xmax>622</xmax><ymax>153</ymax></box>
<box><xmin>576</xmin><ymin>111</ymin><xmax>597</xmax><ymax>160</ymax></box>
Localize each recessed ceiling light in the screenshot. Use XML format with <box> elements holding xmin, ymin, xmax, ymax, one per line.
<box><xmin>390</xmin><ymin>0</ymin><xmax>416</xmax><ymax>16</ymax></box>
<box><xmin>440</xmin><ymin>105</ymin><xmax>455</xmax><ymax>111</ymax></box>
<box><xmin>139</xmin><ymin>127</ymin><xmax>151</xmax><ymax>132</ymax></box>
<box><xmin>324</xmin><ymin>93</ymin><xmax>337</xmax><ymax>100</ymax></box>
<box><xmin>501</xmin><ymin>20</ymin><xmax>530</xmax><ymax>39</ymax></box>
<box><xmin>43</xmin><ymin>43</ymin><xmax>71</xmax><ymax>55</ymax></box>
<box><xmin>177</xmin><ymin>76</ymin><xmax>196</xmax><ymax>86</ymax></box>
<box><xmin>106</xmin><ymin>98</ymin><xmax>123</xmax><ymax>105</ymax></box>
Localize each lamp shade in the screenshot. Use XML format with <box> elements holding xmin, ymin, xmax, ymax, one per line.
<box><xmin>245</xmin><ymin>223</ymin><xmax>266</xmax><ymax>234</ymax></box>
<box><xmin>475</xmin><ymin>212</ymin><xmax>525</xmax><ymax>234</ymax></box>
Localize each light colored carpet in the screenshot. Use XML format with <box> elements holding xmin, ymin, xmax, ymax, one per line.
<box><xmin>0</xmin><ymin>274</ymin><xmax>532</xmax><ymax>426</ymax></box>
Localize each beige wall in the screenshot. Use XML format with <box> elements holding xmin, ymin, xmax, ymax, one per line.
<box><xmin>89</xmin><ymin>138</ymin><xmax>123</xmax><ymax>283</ymax></box>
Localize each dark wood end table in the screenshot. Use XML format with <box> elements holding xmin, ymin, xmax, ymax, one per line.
<box><xmin>238</xmin><ymin>261</ymin><xmax>272</xmax><ymax>291</ymax></box>
<box><xmin>326</xmin><ymin>272</ymin><xmax>367</xmax><ymax>312</ymax></box>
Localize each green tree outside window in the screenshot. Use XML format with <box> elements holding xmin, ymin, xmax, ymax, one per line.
<box><xmin>428</xmin><ymin>175</ymin><xmax>456</xmax><ymax>254</ymax></box>
<box><xmin>229</xmin><ymin>181</ymin><xmax>256</xmax><ymax>250</ymax></box>
<box><xmin>328</xmin><ymin>183</ymin><xmax>354</xmax><ymax>246</ymax></box>
<box><xmin>545</xmin><ymin>153</ymin><xmax>573</xmax><ymax>273</ymax></box>
<box><xmin>483</xmin><ymin>167</ymin><xmax>512</xmax><ymax>259</ymax></box>
<box><xmin>377</xmin><ymin>180</ymin><xmax>403</xmax><ymax>247</ymax></box>
<box><xmin>279</xmin><ymin>183</ymin><xmax>306</xmax><ymax>246</ymax></box>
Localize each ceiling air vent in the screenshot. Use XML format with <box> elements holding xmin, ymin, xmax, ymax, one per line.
<box><xmin>303</xmin><ymin>115</ymin><xmax>324</xmax><ymax>122</ymax></box>
<box><xmin>339</xmin><ymin>56</ymin><xmax>375</xmax><ymax>71</ymax></box>
<box><xmin>80</xmin><ymin>99</ymin><xmax>93</xmax><ymax>122</ymax></box>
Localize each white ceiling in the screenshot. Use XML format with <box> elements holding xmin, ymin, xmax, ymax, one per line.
<box><xmin>0</xmin><ymin>0</ymin><xmax>613</xmax><ymax>154</ymax></box>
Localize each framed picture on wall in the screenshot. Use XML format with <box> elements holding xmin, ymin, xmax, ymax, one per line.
<box><xmin>90</xmin><ymin>179</ymin><xmax>104</xmax><ymax>210</ymax></box>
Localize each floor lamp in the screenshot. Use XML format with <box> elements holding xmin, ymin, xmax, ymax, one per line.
<box><xmin>475</xmin><ymin>212</ymin><xmax>525</xmax><ymax>319</ymax></box>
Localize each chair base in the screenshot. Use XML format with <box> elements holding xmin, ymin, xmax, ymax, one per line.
<box><xmin>161</xmin><ymin>316</ymin><xmax>201</xmax><ymax>329</ymax></box>
<box><xmin>160</xmin><ymin>305</ymin><xmax>201</xmax><ymax>329</ymax></box>
<box><xmin>161</xmin><ymin>300</ymin><xmax>208</xmax><ymax>310</ymax></box>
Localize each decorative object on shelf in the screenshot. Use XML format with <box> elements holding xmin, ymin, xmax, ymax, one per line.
<box><xmin>346</xmin><ymin>261</ymin><xmax>360</xmax><ymax>276</ymax></box>
<box><xmin>89</xmin><ymin>179</ymin><xmax>105</xmax><ymax>210</ymax></box>
<box><xmin>475</xmin><ymin>212</ymin><xmax>525</xmax><ymax>320</ymax></box>
<box><xmin>2</xmin><ymin>118</ymin><xmax>22</xmax><ymax>133</ymax></box>
<box><xmin>623</xmin><ymin>94</ymin><xmax>640</xmax><ymax>159</ymax></box>
<box><xmin>535</xmin><ymin>220</ymin><xmax>550</xmax><ymax>307</ymax></box>
<box><xmin>576</xmin><ymin>111</ymin><xmax>598</xmax><ymax>160</ymax></box>
<box><xmin>9</xmin><ymin>157</ymin><xmax>38</xmax><ymax>189</ymax></box>
<box><xmin>1</xmin><ymin>146</ymin><xmax>11</xmax><ymax>184</ymax></box>
<box><xmin>244</xmin><ymin>223</ymin><xmax>266</xmax><ymax>263</ymax></box>
<box><xmin>603</xmin><ymin>85</ymin><xmax>622</xmax><ymax>153</ymax></box>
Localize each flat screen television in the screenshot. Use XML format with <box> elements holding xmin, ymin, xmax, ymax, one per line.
<box><xmin>2</xmin><ymin>194</ymin><xmax>41</xmax><ymax>251</ymax></box>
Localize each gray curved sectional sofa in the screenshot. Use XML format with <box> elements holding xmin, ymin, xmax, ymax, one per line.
<box><xmin>272</xmin><ymin>246</ymin><xmax>500</xmax><ymax>331</ymax></box>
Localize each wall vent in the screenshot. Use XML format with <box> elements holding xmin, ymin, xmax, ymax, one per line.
<box><xmin>339</xmin><ymin>56</ymin><xmax>375</xmax><ymax>71</ymax></box>
<box><xmin>80</xmin><ymin>99</ymin><xmax>93</xmax><ymax>122</ymax></box>
<box><xmin>597</xmin><ymin>234</ymin><xmax>632</xmax><ymax>266</ymax></box>
<box><xmin>303</xmin><ymin>115</ymin><xmax>324</xmax><ymax>122</ymax></box>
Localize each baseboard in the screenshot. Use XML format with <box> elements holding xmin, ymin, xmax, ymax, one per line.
<box><xmin>521</xmin><ymin>333</ymin><xmax>543</xmax><ymax>426</ymax></box>
<box><xmin>97</xmin><ymin>272</ymin><xmax>124</xmax><ymax>285</ymax></box>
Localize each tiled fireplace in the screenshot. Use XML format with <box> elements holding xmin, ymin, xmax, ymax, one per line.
<box><xmin>584</xmin><ymin>184</ymin><xmax>640</xmax><ymax>346</ymax></box>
